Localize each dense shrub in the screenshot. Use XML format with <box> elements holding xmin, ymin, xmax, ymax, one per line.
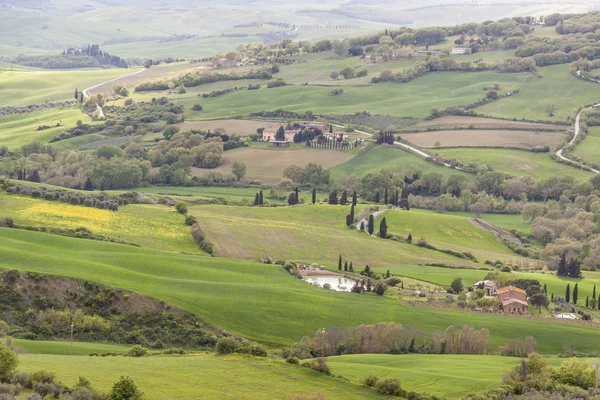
<box><xmin>236</xmin><ymin>343</ymin><xmax>267</xmax><ymax>357</ymax></box>
<box><xmin>0</xmin><ymin>344</ymin><xmax>18</xmax><ymax>382</ymax></box>
<box><xmin>286</xmin><ymin>357</ymin><xmax>300</xmax><ymax>365</ymax></box>
<box><xmin>375</xmin><ymin>379</ymin><xmax>405</xmax><ymax>396</ymax></box>
<box><xmin>109</xmin><ymin>376</ymin><xmax>142</xmax><ymax>400</ymax></box>
<box><xmin>126</xmin><ymin>345</ymin><xmax>148</xmax><ymax>357</ymax></box>
<box><xmin>215</xmin><ymin>337</ymin><xmax>240</xmax><ymax>354</ymax></box>
<box><xmin>191</xmin><ymin>223</ymin><xmax>214</xmax><ymax>254</ymax></box>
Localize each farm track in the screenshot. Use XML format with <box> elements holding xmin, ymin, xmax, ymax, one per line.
<box><xmin>556</xmin><ymin>105</ymin><xmax>600</xmax><ymax>174</ymax></box>
<box><xmin>82</xmin><ymin>68</ymin><xmax>146</xmax><ymax>119</ymax></box>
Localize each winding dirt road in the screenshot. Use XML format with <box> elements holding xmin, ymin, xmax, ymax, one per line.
<box><xmin>555</xmin><ymin>105</ymin><xmax>600</xmax><ymax>174</ymax></box>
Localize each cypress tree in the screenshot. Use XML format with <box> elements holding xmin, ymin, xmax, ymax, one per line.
<box><xmin>401</xmin><ymin>281</ymin><xmax>404</xmax><ymax>289</ymax></box>
<box><xmin>568</xmin><ymin>258</ymin><xmax>582</xmax><ymax>278</ymax></box>
<box><xmin>386</xmin><ymin>269</ymin><xmax>390</xmax><ymax>278</ymax></box>
<box><xmin>254</xmin><ymin>193</ymin><xmax>259</xmax><ymax>206</ymax></box>
<box><xmin>74</xmin><ymin>88</ymin><xmax>79</xmax><ymax>100</ymax></box>
<box><xmin>338</xmin><ymin>255</ymin><xmax>342</xmax><ymax>271</ymax></box>
<box><xmin>83</xmin><ymin>178</ymin><xmax>94</xmax><ymax>191</ymax></box>
<box><xmin>395</xmin><ymin>189</ymin><xmax>399</xmax><ymax>207</ymax></box>
<box><xmin>368</xmin><ymin>215</ymin><xmax>374</xmax><ymax>235</ymax></box>
<box><xmin>360</xmin><ymin>220</ymin><xmax>365</xmax><ymax>231</ymax></box>
<box><xmin>384</xmin><ymin>187</ymin><xmax>388</xmax><ymax>205</ymax></box>
<box><xmin>573</xmin><ymin>283</ymin><xmax>578</xmax><ymax>304</ymax></box>
<box><xmin>329</xmin><ymin>124</ymin><xmax>333</xmax><ymax>133</ymax></box>
<box><xmin>259</xmin><ymin>190</ymin><xmax>264</xmax><ymax>205</ymax></box>
<box><xmin>340</xmin><ymin>190</ymin><xmax>348</xmax><ymax>205</ymax></box>
<box><xmin>295</xmin><ymin>187</ymin><xmax>299</xmax><ymax>204</ymax></box>
<box><xmin>344</xmin><ymin>261</ymin><xmax>348</xmax><ymax>272</ymax></box>
<box><xmin>543</xmin><ymin>284</ymin><xmax>547</xmax><ymax>293</ymax></box>
<box><xmin>349</xmin><ymin>262</ymin><xmax>354</xmax><ymax>272</ymax></box>
<box><xmin>312</xmin><ymin>188</ymin><xmax>316</xmax><ymax>204</ymax></box>
<box><xmin>566</xmin><ymin>284</ymin><xmax>570</xmax><ymax>303</ymax></box>
<box><xmin>80</xmin><ymin>92</ymin><xmax>84</xmax><ymax>103</ymax></box>
<box><xmin>352</xmin><ymin>190</ymin><xmax>357</xmax><ymax>206</ymax></box>
<box><xmin>349</xmin><ymin>204</ymin><xmax>355</xmax><ymax>222</ymax></box>
<box><xmin>407</xmin><ymin>232</ymin><xmax>412</xmax><ymax>244</ymax></box>
<box><xmin>328</xmin><ymin>191</ymin><xmax>339</xmax><ymax>205</ymax></box>
<box><xmin>594</xmin><ymin>285</ymin><xmax>597</xmax><ymax>299</ymax></box>
<box><xmin>374</xmin><ymin>191</ymin><xmax>380</xmax><ymax>203</ymax></box>
<box><xmin>551</xmin><ymin>293</ymin><xmax>554</xmax><ymax>301</ymax></box>
<box><xmin>379</xmin><ymin>217</ymin><xmax>388</xmax><ymax>238</ymax></box>
<box><xmin>29</xmin><ymin>170</ymin><xmax>41</xmax><ymax>183</ymax></box>
<box><xmin>557</xmin><ymin>253</ymin><xmax>567</xmax><ymax>276</ymax></box>
<box><xmin>586</xmin><ymin>296</ymin><xmax>589</xmax><ymax>308</ymax></box>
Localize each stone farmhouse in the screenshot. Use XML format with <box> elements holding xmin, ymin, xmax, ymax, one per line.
<box><xmin>471</xmin><ymin>280</ymin><xmax>498</xmax><ymax>297</ymax></box>
<box><xmin>498</xmin><ymin>286</ymin><xmax>528</xmax><ymax>314</ymax></box>
<box><xmin>262</xmin><ymin>129</ymin><xmax>299</xmax><ymax>142</ymax></box>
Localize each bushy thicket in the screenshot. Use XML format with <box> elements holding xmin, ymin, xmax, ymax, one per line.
<box><xmin>135</xmin><ymin>69</ymin><xmax>272</xmax><ymax>92</ymax></box>
<box><xmin>0</xmin><ymin>271</ymin><xmax>222</xmax><ymax>349</ymax></box>
<box><xmin>11</xmin><ymin>44</ymin><xmax>128</xmax><ymax>69</ymax></box>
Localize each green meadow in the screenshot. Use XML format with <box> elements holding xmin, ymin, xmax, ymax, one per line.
<box><xmin>330</xmin><ymin>144</ymin><xmax>471</xmax><ymax>180</ymax></box>
<box><xmin>13</xmin><ymin>339</ymin><xmax>131</xmax><ymax>356</ymax></box>
<box><xmin>375</xmin><ymin>209</ymin><xmax>515</xmax><ymax>261</ymax></box>
<box><xmin>0</xmin><ymin>107</ymin><xmax>92</xmax><ymax>149</ymax></box>
<box><xmin>0</xmin><ymin>68</ymin><xmax>129</xmax><ymax>107</ymax></box>
<box><xmin>173</xmin><ymin>70</ymin><xmax>523</xmax><ymax>120</ymax></box>
<box><xmin>476</xmin><ymin>64</ymin><xmax>600</xmax><ymax>122</ymax></box>
<box><xmin>0</xmin><ymin>193</ymin><xmax>201</xmax><ymax>254</ymax></box>
<box><xmin>2</xmin><ymin>229</ymin><xmax>600</xmax><ymax>353</ymax></box>
<box><xmin>572</xmin><ymin>126</ymin><xmax>600</xmax><ymax>166</ymax></box>
<box><xmin>435</xmin><ymin>148</ymin><xmax>593</xmax><ymax>180</ymax></box>
<box><xmin>18</xmin><ymin>353</ymin><xmax>386</xmax><ymax>400</ymax></box>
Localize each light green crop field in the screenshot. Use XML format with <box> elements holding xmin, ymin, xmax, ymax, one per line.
<box><xmin>375</xmin><ymin>209</ymin><xmax>515</xmax><ymax>261</ymax></box>
<box><xmin>13</xmin><ymin>339</ymin><xmax>131</xmax><ymax>356</ymax></box>
<box><xmin>4</xmin><ymin>228</ymin><xmax>600</xmax><ymax>352</ymax></box>
<box><xmin>0</xmin><ymin>68</ymin><xmax>129</xmax><ymax>107</ymax></box>
<box><xmin>445</xmin><ymin>211</ymin><xmax>532</xmax><ymax>233</ymax></box>
<box><xmin>572</xmin><ymin>126</ymin><xmax>600</xmax><ymax>166</ymax></box>
<box><xmin>18</xmin><ymin>353</ymin><xmax>386</xmax><ymax>400</ymax></box>
<box><xmin>125</xmin><ymin>186</ymin><xmax>283</xmax><ymax>204</ymax></box>
<box><xmin>384</xmin><ymin>264</ymin><xmax>600</xmax><ymax>301</ymax></box>
<box><xmin>188</xmin><ymin>203</ymin><xmax>468</xmax><ymax>267</ymax></box>
<box><xmin>328</xmin><ymin>354</ymin><xmax>518</xmax><ymax>398</ymax></box>
<box><xmin>435</xmin><ymin>148</ymin><xmax>593</xmax><ymax>180</ymax></box>
<box><xmin>0</xmin><ymin>107</ymin><xmax>93</xmax><ymax>149</ymax></box>
<box><xmin>171</xmin><ymin>70</ymin><xmax>523</xmax><ymax>120</ymax></box>
<box><xmin>330</xmin><ymin>144</ymin><xmax>471</xmax><ymax>180</ymax></box>
<box><xmin>0</xmin><ymin>193</ymin><xmax>201</xmax><ymax>254</ymax></box>
<box><xmin>476</xmin><ymin>64</ymin><xmax>600</xmax><ymax>122</ymax></box>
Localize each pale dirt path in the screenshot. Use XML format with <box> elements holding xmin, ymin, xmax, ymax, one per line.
<box><xmin>555</xmin><ymin>104</ymin><xmax>600</xmax><ymax>174</ymax></box>
<box><xmin>332</xmin><ymin>123</ymin><xmax>458</xmax><ymax>169</ymax></box>
<box><xmin>355</xmin><ymin>209</ymin><xmax>387</xmax><ymax>234</ymax></box>
<box><xmin>82</xmin><ymin>68</ymin><xmax>146</xmax><ymax>120</ymax></box>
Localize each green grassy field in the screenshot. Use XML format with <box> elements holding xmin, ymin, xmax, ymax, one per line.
<box><xmin>572</xmin><ymin>126</ymin><xmax>600</xmax><ymax>166</ymax></box>
<box><xmin>375</xmin><ymin>209</ymin><xmax>515</xmax><ymax>261</ymax></box>
<box><xmin>18</xmin><ymin>353</ymin><xmax>385</xmax><ymax>400</ymax></box>
<box><xmin>13</xmin><ymin>339</ymin><xmax>131</xmax><ymax>356</ymax></box>
<box><xmin>3</xmin><ymin>229</ymin><xmax>600</xmax><ymax>352</ymax></box>
<box><xmin>187</xmin><ymin>203</ymin><xmax>468</xmax><ymax>267</ymax></box>
<box><xmin>476</xmin><ymin>64</ymin><xmax>600</xmax><ymax>122</ymax></box>
<box><xmin>0</xmin><ymin>68</ymin><xmax>129</xmax><ymax>107</ymax></box>
<box><xmin>0</xmin><ymin>193</ymin><xmax>201</xmax><ymax>254</ymax></box>
<box><xmin>328</xmin><ymin>354</ymin><xmax>518</xmax><ymax>398</ymax></box>
<box><xmin>0</xmin><ymin>107</ymin><xmax>93</xmax><ymax>149</ymax></box>
<box><xmin>330</xmin><ymin>144</ymin><xmax>471</xmax><ymax>180</ymax></box>
<box><xmin>171</xmin><ymin>70</ymin><xmax>523</xmax><ymax>120</ymax></box>
<box><xmin>447</xmin><ymin>211</ymin><xmax>531</xmax><ymax>233</ymax></box>
<box><xmin>435</xmin><ymin>148</ymin><xmax>593</xmax><ymax>180</ymax></box>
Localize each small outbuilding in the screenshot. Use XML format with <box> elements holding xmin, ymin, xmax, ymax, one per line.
<box><xmin>501</xmin><ymin>299</ymin><xmax>529</xmax><ymax>314</ymax></box>
<box><xmin>271</xmin><ymin>140</ymin><xmax>290</xmax><ymax>148</ymax></box>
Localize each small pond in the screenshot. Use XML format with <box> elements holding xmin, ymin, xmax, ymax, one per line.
<box><xmin>303</xmin><ymin>275</ymin><xmax>356</xmax><ymax>292</ymax></box>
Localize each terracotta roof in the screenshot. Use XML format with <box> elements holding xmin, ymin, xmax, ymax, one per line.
<box><xmin>502</xmin><ymin>299</ymin><xmax>528</xmax><ymax>306</ymax></box>
<box><xmin>497</xmin><ymin>285</ymin><xmax>526</xmax><ymax>295</ymax></box>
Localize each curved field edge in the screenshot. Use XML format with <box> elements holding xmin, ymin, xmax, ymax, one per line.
<box><xmin>18</xmin><ymin>353</ymin><xmax>386</xmax><ymax>400</ymax></box>
<box><xmin>1</xmin><ymin>228</ymin><xmax>600</xmax><ymax>353</ymax></box>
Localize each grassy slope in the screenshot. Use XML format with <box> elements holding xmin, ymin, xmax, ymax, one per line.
<box><xmin>435</xmin><ymin>148</ymin><xmax>593</xmax><ymax>180</ymax></box>
<box><xmin>187</xmin><ymin>203</ymin><xmax>467</xmax><ymax>267</ymax></box>
<box><xmin>172</xmin><ymin>70</ymin><xmax>523</xmax><ymax>120</ymax></box>
<box><xmin>0</xmin><ymin>193</ymin><xmax>201</xmax><ymax>254</ymax></box>
<box><xmin>18</xmin><ymin>353</ymin><xmax>385</xmax><ymax>400</ymax></box>
<box><xmin>2</xmin><ymin>229</ymin><xmax>600</xmax><ymax>353</ymax></box>
<box><xmin>330</xmin><ymin>144</ymin><xmax>471</xmax><ymax>180</ymax></box>
<box><xmin>0</xmin><ymin>68</ymin><xmax>129</xmax><ymax>107</ymax></box>
<box><xmin>476</xmin><ymin>64</ymin><xmax>600</xmax><ymax>122</ymax></box>
<box><xmin>376</xmin><ymin>209</ymin><xmax>515</xmax><ymax>261</ymax></box>
<box><xmin>572</xmin><ymin>126</ymin><xmax>600</xmax><ymax>166</ymax></box>
<box><xmin>0</xmin><ymin>107</ymin><xmax>93</xmax><ymax>149</ymax></box>
<box><xmin>13</xmin><ymin>339</ymin><xmax>131</xmax><ymax>356</ymax></box>
<box><xmin>328</xmin><ymin>354</ymin><xmax>518</xmax><ymax>398</ymax></box>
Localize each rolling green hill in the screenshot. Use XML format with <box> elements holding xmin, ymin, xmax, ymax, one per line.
<box><xmin>2</xmin><ymin>228</ymin><xmax>600</xmax><ymax>353</ymax></box>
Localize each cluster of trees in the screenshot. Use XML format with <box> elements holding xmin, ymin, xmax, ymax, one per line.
<box><xmin>11</xmin><ymin>44</ymin><xmax>128</xmax><ymax>69</ymax></box>
<box><xmin>280</xmin><ymin>163</ymin><xmax>331</xmax><ymax>188</ymax></box>
<box><xmin>330</xmin><ymin>67</ymin><xmax>367</xmax><ymax>80</ymax></box>
<box><xmin>135</xmin><ymin>68</ymin><xmax>273</xmax><ymax>92</ymax></box>
<box><xmin>305</xmin><ymin>137</ymin><xmax>357</xmax><ymax>151</ymax></box>
<box><xmin>281</xmin><ymin>323</ymin><xmax>491</xmax><ymax>359</ymax></box>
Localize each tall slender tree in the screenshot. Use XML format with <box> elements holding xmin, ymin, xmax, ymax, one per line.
<box><xmin>344</xmin><ymin>261</ymin><xmax>348</xmax><ymax>272</ymax></box>
<box><xmin>407</xmin><ymin>232</ymin><xmax>413</xmax><ymax>244</ymax></box>
<box><xmin>557</xmin><ymin>253</ymin><xmax>568</xmax><ymax>276</ymax></box>
<box><xmin>338</xmin><ymin>255</ymin><xmax>342</xmax><ymax>271</ymax></box>
<box><xmin>374</xmin><ymin>191</ymin><xmax>380</xmax><ymax>203</ymax></box>
<box><xmin>349</xmin><ymin>262</ymin><xmax>354</xmax><ymax>272</ymax></box>
<box><xmin>594</xmin><ymin>284</ymin><xmax>597</xmax><ymax>300</ymax></box>
<box><xmin>295</xmin><ymin>187</ymin><xmax>299</xmax><ymax>204</ymax></box>
<box><xmin>352</xmin><ymin>190</ymin><xmax>357</xmax><ymax>207</ymax></box>
<box><xmin>328</xmin><ymin>191</ymin><xmax>339</xmax><ymax>205</ymax></box>
<box><xmin>74</xmin><ymin>88</ymin><xmax>79</xmax><ymax>100</ymax></box>
<box><xmin>384</xmin><ymin>187</ymin><xmax>388</xmax><ymax>205</ymax></box>
<box><xmin>259</xmin><ymin>190</ymin><xmax>264</xmax><ymax>205</ymax></box>
<box><xmin>543</xmin><ymin>284</ymin><xmax>547</xmax><ymax>293</ymax></box>
<box><xmin>312</xmin><ymin>188</ymin><xmax>316</xmax><ymax>204</ymax></box>
<box><xmin>573</xmin><ymin>283</ymin><xmax>579</xmax><ymax>305</ymax></box>
<box><xmin>340</xmin><ymin>190</ymin><xmax>348</xmax><ymax>205</ymax></box>
<box><xmin>367</xmin><ymin>215</ymin><xmax>374</xmax><ymax>235</ymax></box>
<box><xmin>586</xmin><ymin>296</ymin><xmax>589</xmax><ymax>308</ymax></box>
<box><xmin>254</xmin><ymin>193</ymin><xmax>259</xmax><ymax>206</ymax></box>
<box><xmin>568</xmin><ymin>258</ymin><xmax>582</xmax><ymax>278</ymax></box>
<box><xmin>566</xmin><ymin>284</ymin><xmax>570</xmax><ymax>303</ymax></box>
<box><xmin>379</xmin><ymin>217</ymin><xmax>388</xmax><ymax>238</ymax></box>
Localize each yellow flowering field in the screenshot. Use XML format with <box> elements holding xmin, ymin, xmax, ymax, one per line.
<box><xmin>0</xmin><ymin>193</ymin><xmax>201</xmax><ymax>254</ymax></box>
